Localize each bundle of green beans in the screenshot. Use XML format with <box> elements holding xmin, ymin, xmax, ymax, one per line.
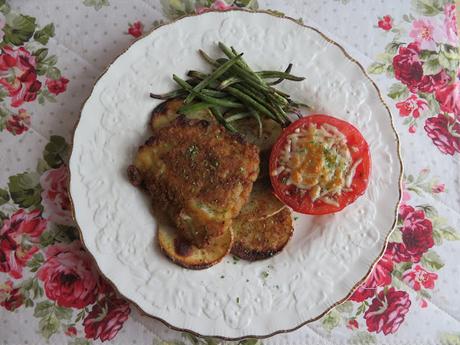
<box><xmin>150</xmin><ymin>42</ymin><xmax>309</xmax><ymax>134</ymax></box>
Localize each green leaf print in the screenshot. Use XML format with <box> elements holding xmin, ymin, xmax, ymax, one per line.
<box><xmin>421</xmin><ymin>250</ymin><xmax>444</xmax><ymax>271</ymax></box>
<box><xmin>411</xmin><ymin>0</ymin><xmax>444</xmax><ymax>16</ymax></box>
<box><xmin>0</xmin><ymin>187</ymin><xmax>10</xmax><ymax>206</ymax></box>
<box><xmin>367</xmin><ymin>62</ymin><xmax>386</xmax><ymax>74</ymax></box>
<box><xmin>68</xmin><ymin>338</ymin><xmax>92</xmax><ymax>345</ymax></box>
<box><xmin>3</xmin><ymin>13</ymin><xmax>37</xmax><ymax>45</ymax></box>
<box><xmin>26</xmin><ymin>252</ymin><xmax>44</xmax><ymax>272</ymax></box>
<box><xmin>422</xmin><ymin>56</ymin><xmax>443</xmax><ymax>75</ymax></box>
<box><xmin>82</xmin><ymin>0</ymin><xmax>110</xmax><ymax>11</ymax></box>
<box><xmin>321</xmin><ymin>309</ymin><xmax>341</xmax><ymax>331</ymax></box>
<box><xmin>34</xmin><ymin>23</ymin><xmax>55</xmax><ymax>45</ymax></box>
<box><xmin>43</xmin><ymin>135</ymin><xmax>69</xmax><ymax>168</ymax></box>
<box><xmin>335</xmin><ymin>300</ymin><xmax>353</xmax><ymax>313</ymax></box>
<box><xmin>39</xmin><ymin>313</ymin><xmax>60</xmax><ymax>340</ymax></box>
<box><xmin>348</xmin><ymin>331</ymin><xmax>377</xmax><ymax>345</ymax></box>
<box><xmin>440</xmin><ymin>333</ymin><xmax>460</xmax><ymax>345</ymax></box>
<box><xmin>7</xmin><ymin>172</ymin><xmax>42</xmax><ymax>209</ymax></box>
<box><xmin>387</xmin><ymin>83</ymin><xmax>410</xmax><ymax>100</ymax></box>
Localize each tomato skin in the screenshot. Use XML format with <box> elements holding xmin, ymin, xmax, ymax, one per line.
<box><xmin>269</xmin><ymin>114</ymin><xmax>371</xmax><ymax>215</ymax></box>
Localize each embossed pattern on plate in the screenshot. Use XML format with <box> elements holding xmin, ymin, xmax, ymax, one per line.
<box><xmin>69</xmin><ymin>11</ymin><xmax>402</xmax><ymax>339</ymax></box>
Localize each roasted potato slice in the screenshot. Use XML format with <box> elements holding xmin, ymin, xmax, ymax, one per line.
<box><xmin>150</xmin><ymin>98</ymin><xmax>215</xmax><ymax>132</ymax></box>
<box><xmin>231</xmin><ymin>207</ymin><xmax>293</xmax><ymax>261</ymax></box>
<box><xmin>158</xmin><ymin>223</ymin><xmax>233</xmax><ymax>270</ymax></box>
<box><xmin>232</xmin><ymin>117</ymin><xmax>282</xmax><ymax>151</ymax></box>
<box><xmin>238</xmin><ymin>180</ymin><xmax>286</xmax><ymax>221</ymax></box>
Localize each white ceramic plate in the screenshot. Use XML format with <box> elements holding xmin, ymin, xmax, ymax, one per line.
<box><xmin>69</xmin><ymin>10</ymin><xmax>402</xmax><ymax>340</ymax></box>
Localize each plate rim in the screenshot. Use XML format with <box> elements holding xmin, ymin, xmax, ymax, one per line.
<box><xmin>68</xmin><ymin>8</ymin><xmax>404</xmax><ymax>341</ymax></box>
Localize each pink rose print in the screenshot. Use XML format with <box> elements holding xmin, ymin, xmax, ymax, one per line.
<box><xmin>417</xmin><ymin>70</ymin><xmax>450</xmax><ymax>94</ymax></box>
<box><xmin>37</xmin><ymin>241</ymin><xmax>100</xmax><ymax>308</ymax></box>
<box><xmin>444</xmin><ymin>4</ymin><xmax>458</xmax><ymax>46</ymax></box>
<box><xmin>377</xmin><ymin>15</ymin><xmax>393</xmax><ymax>31</ymax></box>
<box><xmin>196</xmin><ymin>0</ymin><xmax>237</xmax><ymax>14</ymax></box>
<box><xmin>420</xmin><ymin>299</ymin><xmax>428</xmax><ymax>308</ymax></box>
<box><xmin>46</xmin><ymin>77</ymin><xmax>69</xmax><ymax>95</ymax></box>
<box><xmin>395</xmin><ymin>94</ymin><xmax>428</xmax><ymax>118</ymax></box>
<box><xmin>0</xmin><ymin>209</ymin><xmax>47</xmax><ymax>279</ymax></box>
<box><xmin>435</xmin><ymin>82</ymin><xmax>460</xmax><ymax>119</ymax></box>
<box><xmin>424</xmin><ymin>114</ymin><xmax>460</xmax><ymax>155</ymax></box>
<box><xmin>409</xmin><ymin>125</ymin><xmax>417</xmax><ymax>133</ymax></box>
<box><xmin>0</xmin><ymin>45</ymin><xmax>42</xmax><ymax>108</ymax></box>
<box><xmin>399</xmin><ymin>205</ymin><xmax>434</xmax><ymax>262</ymax></box>
<box><xmin>0</xmin><ymin>280</ymin><xmax>24</xmax><ymax>311</ymax></box>
<box><xmin>40</xmin><ymin>165</ymin><xmax>74</xmax><ymax>226</ymax></box>
<box><xmin>402</xmin><ymin>265</ymin><xmax>438</xmax><ymax>291</ymax></box>
<box><xmin>364</xmin><ymin>288</ymin><xmax>411</xmax><ymax>335</ymax></box>
<box><xmin>431</xmin><ymin>183</ymin><xmax>445</xmax><ymax>193</ymax></box>
<box><xmin>409</xmin><ymin>19</ymin><xmax>443</xmax><ymax>51</ymax></box>
<box><xmin>127</xmin><ymin>21</ymin><xmax>143</xmax><ymax>38</ymax></box>
<box><xmin>350</xmin><ymin>249</ymin><xmax>393</xmax><ymax>302</ymax></box>
<box><xmin>6</xmin><ymin>109</ymin><xmax>31</xmax><ymax>135</ymax></box>
<box><xmin>83</xmin><ymin>298</ymin><xmax>130</xmax><ymax>342</ymax></box>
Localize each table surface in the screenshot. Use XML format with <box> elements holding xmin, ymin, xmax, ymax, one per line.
<box><xmin>0</xmin><ymin>1</ymin><xmax>459</xmax><ymax>345</ymax></box>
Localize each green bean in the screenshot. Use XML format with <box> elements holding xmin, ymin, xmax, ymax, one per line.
<box><xmin>250</xmin><ymin>109</ymin><xmax>263</xmax><ymax>138</ymax></box>
<box><xmin>198</xmin><ymin>49</ymin><xmax>219</xmax><ymax>66</ymax></box>
<box><xmin>173</xmin><ymin>75</ymin><xmax>242</xmax><ymax>108</ymax></box>
<box><xmin>201</xmin><ymin>89</ymin><xmax>229</xmax><ymax>98</ymax></box>
<box><xmin>211</xmin><ymin>107</ymin><xmax>237</xmax><ymax>132</ymax></box>
<box><xmin>225</xmin><ymin>112</ymin><xmax>251</xmax><ymax>122</ymax></box>
<box><xmin>149</xmin><ymin>89</ymin><xmax>186</xmax><ymax>100</ymax></box>
<box><xmin>185</xmin><ymin>53</ymin><xmax>243</xmax><ymax>104</ymax></box>
<box><xmin>217</xmin><ymin>76</ymin><xmax>242</xmax><ymax>90</ymax></box>
<box><xmin>226</xmin><ymin>86</ymin><xmax>279</xmax><ymax>123</ymax></box>
<box><xmin>178</xmin><ymin>102</ymin><xmax>212</xmax><ymax>115</ymax></box>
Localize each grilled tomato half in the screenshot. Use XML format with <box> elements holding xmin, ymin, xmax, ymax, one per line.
<box><xmin>269</xmin><ymin>114</ymin><xmax>371</xmax><ymax>215</ymax></box>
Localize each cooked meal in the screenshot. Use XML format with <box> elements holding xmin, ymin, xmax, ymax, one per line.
<box><xmin>128</xmin><ymin>42</ymin><xmax>371</xmax><ymax>269</ymax></box>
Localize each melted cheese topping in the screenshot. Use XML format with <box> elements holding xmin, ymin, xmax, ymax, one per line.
<box><xmin>272</xmin><ymin>123</ymin><xmax>361</xmax><ymax>206</ymax></box>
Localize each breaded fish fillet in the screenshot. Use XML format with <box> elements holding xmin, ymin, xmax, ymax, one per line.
<box><xmin>128</xmin><ymin>116</ymin><xmax>259</xmax><ymax>248</ymax></box>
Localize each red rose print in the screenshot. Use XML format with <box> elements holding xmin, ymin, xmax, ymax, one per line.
<box><xmin>409</xmin><ymin>125</ymin><xmax>416</xmax><ymax>133</ymax></box>
<box><xmin>0</xmin><ymin>280</ymin><xmax>23</xmax><ymax>311</ymax></box>
<box><xmin>350</xmin><ymin>249</ymin><xmax>393</xmax><ymax>302</ymax></box>
<box><xmin>37</xmin><ymin>241</ymin><xmax>100</xmax><ymax>308</ymax></box>
<box><xmin>395</xmin><ymin>94</ymin><xmax>428</xmax><ymax>118</ymax></box>
<box><xmin>435</xmin><ymin>82</ymin><xmax>460</xmax><ymax>118</ymax></box>
<box><xmin>424</xmin><ymin>114</ymin><xmax>460</xmax><ymax>155</ymax></box>
<box><xmin>46</xmin><ymin>77</ymin><xmax>69</xmax><ymax>95</ymax></box>
<box><xmin>393</xmin><ymin>43</ymin><xmax>423</xmax><ymax>92</ymax></box>
<box><xmin>0</xmin><ymin>209</ymin><xmax>47</xmax><ymax>279</ymax></box>
<box><xmin>392</xmin><ymin>43</ymin><xmax>449</xmax><ymax>93</ymax></box>
<box><xmin>387</xmin><ymin>242</ymin><xmax>416</xmax><ymax>263</ymax></box>
<box><xmin>402</xmin><ymin>265</ymin><xmax>438</xmax><ymax>291</ymax></box>
<box><xmin>65</xmin><ymin>326</ymin><xmax>77</xmax><ymax>337</ymax></box>
<box><xmin>347</xmin><ymin>319</ymin><xmax>359</xmax><ymax>330</ymax></box>
<box><xmin>83</xmin><ymin>298</ymin><xmax>130</xmax><ymax>342</ymax></box>
<box><xmin>431</xmin><ymin>183</ymin><xmax>445</xmax><ymax>193</ymax></box>
<box><xmin>364</xmin><ymin>288</ymin><xmax>411</xmax><ymax>335</ymax></box>
<box><xmin>420</xmin><ymin>299</ymin><xmax>428</xmax><ymax>308</ymax></box>
<box><xmin>399</xmin><ymin>205</ymin><xmax>434</xmax><ymax>262</ymax></box>
<box><xmin>127</xmin><ymin>21</ymin><xmax>143</xmax><ymax>38</ymax></box>
<box><xmin>378</xmin><ymin>15</ymin><xmax>392</xmax><ymax>31</ymax></box>
<box><xmin>40</xmin><ymin>165</ymin><xmax>74</xmax><ymax>226</ymax></box>
<box><xmin>0</xmin><ymin>45</ymin><xmax>41</xmax><ymax>108</ymax></box>
<box><xmin>417</xmin><ymin>70</ymin><xmax>450</xmax><ymax>94</ymax></box>
<box><xmin>6</xmin><ymin>109</ymin><xmax>31</xmax><ymax>135</ymax></box>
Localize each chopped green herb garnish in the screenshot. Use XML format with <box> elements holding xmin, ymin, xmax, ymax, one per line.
<box><xmin>186</xmin><ymin>144</ymin><xmax>199</xmax><ymax>159</ymax></box>
<box><xmin>261</xmin><ymin>271</ymin><xmax>269</xmax><ymax>279</ymax></box>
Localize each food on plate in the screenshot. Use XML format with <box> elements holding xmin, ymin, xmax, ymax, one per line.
<box><xmin>127</xmin><ymin>116</ymin><xmax>260</xmax><ymax>248</ymax></box>
<box><xmin>129</xmin><ymin>42</ymin><xmax>313</xmax><ymax>268</ymax></box>
<box><xmin>150</xmin><ymin>42</ymin><xmax>309</xmax><ymax>135</ymax></box>
<box><xmin>231</xmin><ymin>207</ymin><xmax>293</xmax><ymax>261</ymax></box>
<box><xmin>158</xmin><ymin>223</ymin><xmax>233</xmax><ymax>269</ymax></box>
<box><xmin>236</xmin><ymin>180</ymin><xmax>286</xmax><ymax>221</ymax></box>
<box><xmin>269</xmin><ymin>114</ymin><xmax>371</xmax><ymax>215</ymax></box>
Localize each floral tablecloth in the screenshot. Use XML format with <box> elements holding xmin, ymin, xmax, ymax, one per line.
<box><xmin>0</xmin><ymin>1</ymin><xmax>459</xmax><ymax>344</ymax></box>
